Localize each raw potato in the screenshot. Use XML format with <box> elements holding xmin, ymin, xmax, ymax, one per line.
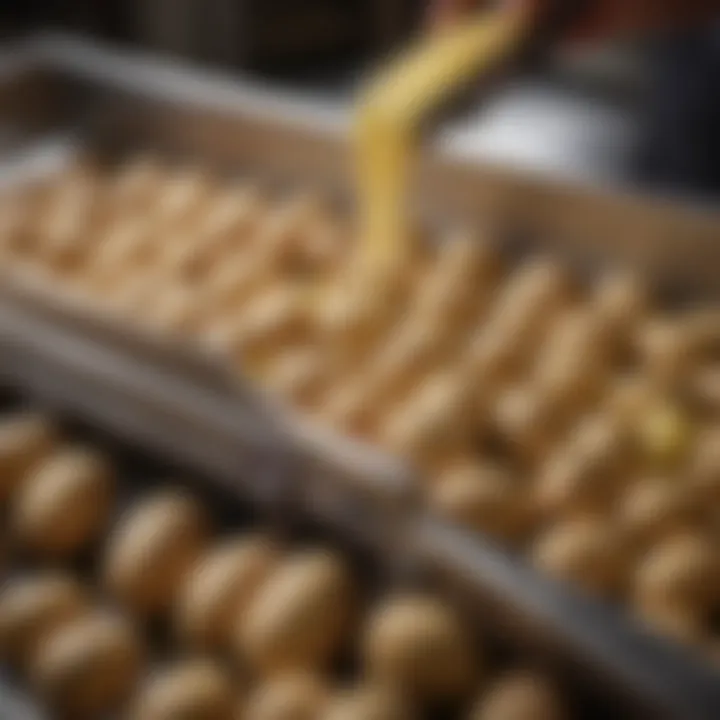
<box><xmin>175</xmin><ymin>535</ymin><xmax>279</xmax><ymax>650</ymax></box>
<box><xmin>532</xmin><ymin>518</ymin><xmax>628</xmax><ymax>599</ymax></box>
<box><xmin>470</xmin><ymin>671</ymin><xmax>567</xmax><ymax>720</ymax></box>
<box><xmin>633</xmin><ymin>532</ymin><xmax>718</xmax><ymax>616</ymax></box>
<box><xmin>103</xmin><ymin>489</ymin><xmax>209</xmax><ymax>616</ymax></box>
<box><xmin>362</xmin><ymin>595</ymin><xmax>476</xmax><ymax>701</ymax></box>
<box><xmin>129</xmin><ymin>659</ymin><xmax>236</xmax><ymax>720</ymax></box>
<box><xmin>244</xmin><ymin>674</ymin><xmax>328</xmax><ymax>720</ymax></box>
<box><xmin>0</xmin><ymin>414</ymin><xmax>57</xmax><ymax>503</ymax></box>
<box><xmin>322</xmin><ymin>686</ymin><xmax>414</xmax><ymax>720</ymax></box>
<box><xmin>0</xmin><ymin>574</ymin><xmax>87</xmax><ymax>666</ymax></box>
<box><xmin>11</xmin><ymin>447</ymin><xmax>114</xmax><ymax>558</ymax></box>
<box><xmin>29</xmin><ymin>610</ymin><xmax>143</xmax><ymax>718</ymax></box>
<box><xmin>238</xmin><ymin>550</ymin><xmax>354</xmax><ymax>675</ymax></box>
<box><xmin>430</xmin><ymin>462</ymin><xmax>525</xmax><ymax>542</ymax></box>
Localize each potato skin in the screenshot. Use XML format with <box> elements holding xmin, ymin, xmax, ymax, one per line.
<box><xmin>175</xmin><ymin>535</ymin><xmax>279</xmax><ymax>650</ymax></box>
<box><xmin>0</xmin><ymin>574</ymin><xmax>87</xmax><ymax>666</ymax></box>
<box><xmin>0</xmin><ymin>414</ymin><xmax>58</xmax><ymax>504</ymax></box>
<box><xmin>29</xmin><ymin>610</ymin><xmax>144</xmax><ymax>718</ymax></box>
<box><xmin>237</xmin><ymin>550</ymin><xmax>354</xmax><ymax>676</ymax></box>
<box><xmin>244</xmin><ymin>674</ymin><xmax>328</xmax><ymax>720</ymax></box>
<box><xmin>103</xmin><ymin>490</ymin><xmax>209</xmax><ymax>616</ymax></box>
<box><xmin>11</xmin><ymin>447</ymin><xmax>114</xmax><ymax>558</ymax></box>
<box><xmin>361</xmin><ymin>595</ymin><xmax>476</xmax><ymax>701</ymax></box>
<box><xmin>129</xmin><ymin>659</ymin><xmax>236</xmax><ymax>720</ymax></box>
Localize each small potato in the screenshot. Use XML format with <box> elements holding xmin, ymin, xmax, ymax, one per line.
<box><xmin>238</xmin><ymin>550</ymin><xmax>354</xmax><ymax>675</ymax></box>
<box><xmin>619</xmin><ymin>477</ymin><xmax>697</xmax><ymax>549</ymax></box>
<box><xmin>633</xmin><ymin>532</ymin><xmax>718</xmax><ymax>617</ymax></box>
<box><xmin>534</xmin><ymin>415</ymin><xmax>630</xmax><ymax>517</ymax></box>
<box><xmin>29</xmin><ymin>610</ymin><xmax>143</xmax><ymax>718</ymax></box>
<box><xmin>11</xmin><ymin>447</ymin><xmax>114</xmax><ymax>558</ymax></box>
<box><xmin>466</xmin><ymin>260</ymin><xmax>571</xmax><ymax>384</ymax></box>
<box><xmin>0</xmin><ymin>574</ymin><xmax>87</xmax><ymax>666</ymax></box>
<box><xmin>532</xmin><ymin>518</ymin><xmax>628</xmax><ymax>599</ymax></box>
<box><xmin>103</xmin><ymin>490</ymin><xmax>209</xmax><ymax>616</ymax></box>
<box><xmin>245</xmin><ymin>674</ymin><xmax>328</xmax><ymax>720</ymax></box>
<box><xmin>430</xmin><ymin>462</ymin><xmax>526</xmax><ymax>543</ymax></box>
<box><xmin>0</xmin><ymin>414</ymin><xmax>58</xmax><ymax>503</ymax></box>
<box><xmin>322</xmin><ymin>686</ymin><xmax>414</xmax><ymax>720</ymax></box>
<box><xmin>129</xmin><ymin>659</ymin><xmax>236</xmax><ymax>720</ymax></box>
<box><xmin>362</xmin><ymin>595</ymin><xmax>476</xmax><ymax>701</ymax></box>
<box><xmin>175</xmin><ymin>535</ymin><xmax>279</xmax><ymax>650</ymax></box>
<box><xmin>470</xmin><ymin>671</ymin><xmax>567</xmax><ymax>720</ymax></box>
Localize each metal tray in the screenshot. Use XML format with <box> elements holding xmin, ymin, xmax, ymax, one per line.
<box><xmin>0</xmin><ymin>34</ymin><xmax>720</xmax><ymax>719</ymax></box>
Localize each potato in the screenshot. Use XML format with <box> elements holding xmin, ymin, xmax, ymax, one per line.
<box><xmin>29</xmin><ymin>610</ymin><xmax>143</xmax><ymax>718</ymax></box>
<box><xmin>633</xmin><ymin>532</ymin><xmax>718</xmax><ymax>616</ymax></box>
<box><xmin>619</xmin><ymin>477</ymin><xmax>697</xmax><ymax>549</ymax></box>
<box><xmin>0</xmin><ymin>574</ymin><xmax>87</xmax><ymax>666</ymax></box>
<box><xmin>238</xmin><ymin>550</ymin><xmax>354</xmax><ymax>675</ymax></box>
<box><xmin>532</xmin><ymin>518</ymin><xmax>628</xmax><ymax>599</ymax></box>
<box><xmin>321</xmin><ymin>686</ymin><xmax>414</xmax><ymax>720</ymax></box>
<box><xmin>466</xmin><ymin>260</ymin><xmax>570</xmax><ymax>384</ymax></box>
<box><xmin>535</xmin><ymin>415</ymin><xmax>630</xmax><ymax>517</ymax></box>
<box><xmin>470</xmin><ymin>671</ymin><xmax>567</xmax><ymax>720</ymax></box>
<box><xmin>244</xmin><ymin>674</ymin><xmax>328</xmax><ymax>720</ymax></box>
<box><xmin>175</xmin><ymin>535</ymin><xmax>279</xmax><ymax>650</ymax></box>
<box><xmin>430</xmin><ymin>462</ymin><xmax>526</xmax><ymax>543</ymax></box>
<box><xmin>361</xmin><ymin>595</ymin><xmax>476</xmax><ymax>701</ymax></box>
<box><xmin>129</xmin><ymin>659</ymin><xmax>236</xmax><ymax>720</ymax></box>
<box><xmin>11</xmin><ymin>447</ymin><xmax>114</xmax><ymax>558</ymax></box>
<box><xmin>103</xmin><ymin>490</ymin><xmax>209</xmax><ymax>616</ymax></box>
<box><xmin>0</xmin><ymin>414</ymin><xmax>58</xmax><ymax>504</ymax></box>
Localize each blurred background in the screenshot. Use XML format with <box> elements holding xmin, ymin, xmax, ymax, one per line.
<box><xmin>1</xmin><ymin>0</ymin><xmax>719</xmax><ymax>201</ymax></box>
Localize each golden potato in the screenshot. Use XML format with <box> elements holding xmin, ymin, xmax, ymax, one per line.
<box><xmin>321</xmin><ymin>686</ymin><xmax>414</xmax><ymax>720</ymax></box>
<box><xmin>11</xmin><ymin>447</ymin><xmax>114</xmax><ymax>558</ymax></box>
<box><xmin>29</xmin><ymin>610</ymin><xmax>143</xmax><ymax>718</ymax></box>
<box><xmin>0</xmin><ymin>414</ymin><xmax>58</xmax><ymax>504</ymax></box>
<box><xmin>532</xmin><ymin>518</ymin><xmax>628</xmax><ymax>599</ymax></box>
<box><xmin>238</xmin><ymin>550</ymin><xmax>354</xmax><ymax>675</ymax></box>
<box><xmin>129</xmin><ymin>659</ymin><xmax>236</xmax><ymax>720</ymax></box>
<box><xmin>430</xmin><ymin>462</ymin><xmax>525</xmax><ymax>543</ymax></box>
<box><xmin>175</xmin><ymin>535</ymin><xmax>279</xmax><ymax>650</ymax></box>
<box><xmin>470</xmin><ymin>671</ymin><xmax>567</xmax><ymax>720</ymax></box>
<box><xmin>103</xmin><ymin>490</ymin><xmax>209</xmax><ymax>616</ymax></box>
<box><xmin>633</xmin><ymin>532</ymin><xmax>718</xmax><ymax>616</ymax></box>
<box><xmin>0</xmin><ymin>574</ymin><xmax>87</xmax><ymax>666</ymax></box>
<box><xmin>361</xmin><ymin>595</ymin><xmax>476</xmax><ymax>701</ymax></box>
<box><xmin>244</xmin><ymin>674</ymin><xmax>328</xmax><ymax>720</ymax></box>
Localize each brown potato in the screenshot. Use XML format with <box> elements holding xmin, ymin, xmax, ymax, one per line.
<box><xmin>129</xmin><ymin>659</ymin><xmax>236</xmax><ymax>720</ymax></box>
<box><xmin>466</xmin><ymin>260</ymin><xmax>571</xmax><ymax>385</ymax></box>
<box><xmin>238</xmin><ymin>550</ymin><xmax>354</xmax><ymax>675</ymax></box>
<box><xmin>470</xmin><ymin>671</ymin><xmax>567</xmax><ymax>720</ymax></box>
<box><xmin>321</xmin><ymin>686</ymin><xmax>414</xmax><ymax>720</ymax></box>
<box><xmin>430</xmin><ymin>462</ymin><xmax>526</xmax><ymax>543</ymax></box>
<box><xmin>0</xmin><ymin>414</ymin><xmax>58</xmax><ymax>504</ymax></box>
<box><xmin>619</xmin><ymin>477</ymin><xmax>697</xmax><ymax>549</ymax></box>
<box><xmin>361</xmin><ymin>595</ymin><xmax>476</xmax><ymax>701</ymax></box>
<box><xmin>175</xmin><ymin>535</ymin><xmax>279</xmax><ymax>650</ymax></box>
<box><xmin>11</xmin><ymin>447</ymin><xmax>114</xmax><ymax>558</ymax></box>
<box><xmin>244</xmin><ymin>674</ymin><xmax>328</xmax><ymax>720</ymax></box>
<box><xmin>532</xmin><ymin>518</ymin><xmax>629</xmax><ymax>599</ymax></box>
<box><xmin>633</xmin><ymin>532</ymin><xmax>718</xmax><ymax>617</ymax></box>
<box><xmin>0</xmin><ymin>574</ymin><xmax>87</xmax><ymax>666</ymax></box>
<box><xmin>103</xmin><ymin>490</ymin><xmax>209</xmax><ymax>616</ymax></box>
<box><xmin>29</xmin><ymin>610</ymin><xmax>143</xmax><ymax>718</ymax></box>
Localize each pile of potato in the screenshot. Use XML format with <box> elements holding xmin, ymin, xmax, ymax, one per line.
<box><xmin>1</xmin><ymin>158</ymin><xmax>719</xmax><ymax>650</ymax></box>
<box><xmin>0</xmin><ymin>411</ymin><xmax>570</xmax><ymax>719</ymax></box>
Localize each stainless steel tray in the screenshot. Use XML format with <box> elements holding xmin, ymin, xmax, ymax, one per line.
<box><xmin>1</xmin><ymin>34</ymin><xmax>720</xmax><ymax>719</ymax></box>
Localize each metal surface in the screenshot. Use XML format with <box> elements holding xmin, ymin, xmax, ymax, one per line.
<box><xmin>0</xmin><ymin>34</ymin><xmax>719</xmax><ymax>720</ymax></box>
